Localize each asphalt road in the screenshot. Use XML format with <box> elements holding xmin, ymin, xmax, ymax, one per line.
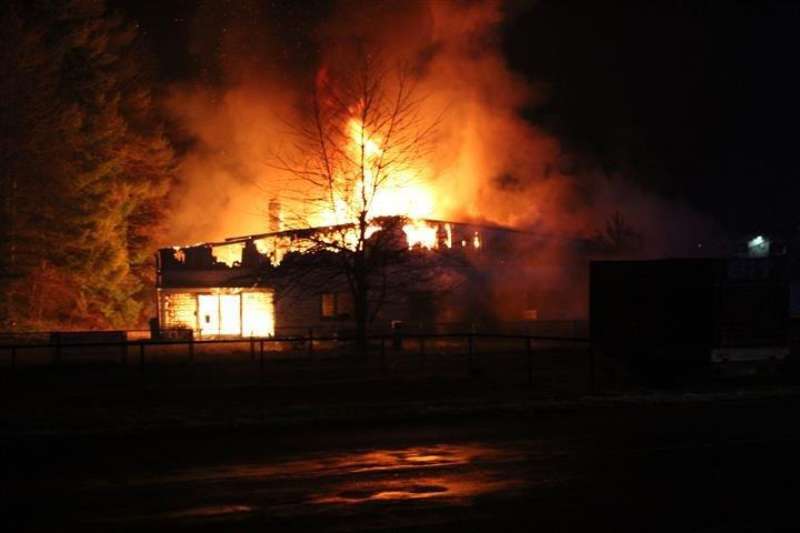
<box><xmin>5</xmin><ymin>396</ymin><xmax>800</xmax><ymax>532</ymax></box>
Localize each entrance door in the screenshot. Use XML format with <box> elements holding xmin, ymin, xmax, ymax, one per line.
<box><xmin>198</xmin><ymin>294</ymin><xmax>220</xmax><ymax>336</ymax></box>
<box><xmin>197</xmin><ymin>293</ymin><xmax>242</xmax><ymax>336</ymax></box>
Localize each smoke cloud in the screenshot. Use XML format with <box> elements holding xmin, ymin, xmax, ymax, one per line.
<box><xmin>164</xmin><ymin>0</ymin><xmax>718</xmax><ymax>258</ymax></box>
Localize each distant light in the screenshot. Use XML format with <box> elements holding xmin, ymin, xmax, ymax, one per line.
<box><xmin>748</xmin><ymin>235</ymin><xmax>770</xmax><ymax>257</ymax></box>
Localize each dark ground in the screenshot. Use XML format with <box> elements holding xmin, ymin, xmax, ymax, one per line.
<box><xmin>3</xmin><ymin>349</ymin><xmax>800</xmax><ymax>531</ymax></box>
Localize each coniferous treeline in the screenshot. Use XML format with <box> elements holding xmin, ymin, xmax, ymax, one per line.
<box><xmin>0</xmin><ymin>0</ymin><xmax>175</xmax><ymax>330</ymax></box>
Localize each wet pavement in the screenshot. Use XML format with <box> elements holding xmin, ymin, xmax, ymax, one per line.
<box><xmin>5</xmin><ymin>397</ymin><xmax>800</xmax><ymax>531</ymax></box>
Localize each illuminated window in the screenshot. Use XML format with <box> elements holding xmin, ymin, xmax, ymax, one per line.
<box><xmin>321</xmin><ymin>292</ymin><xmax>352</xmax><ymax>319</ymax></box>
<box><xmin>321</xmin><ymin>293</ymin><xmax>336</xmax><ymax>318</ymax></box>
<box><xmin>242</xmin><ymin>292</ymin><xmax>275</xmax><ymax>337</ymax></box>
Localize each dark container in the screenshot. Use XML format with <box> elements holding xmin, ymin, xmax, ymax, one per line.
<box><xmin>590</xmin><ymin>257</ymin><xmax>789</xmax><ymax>376</ymax></box>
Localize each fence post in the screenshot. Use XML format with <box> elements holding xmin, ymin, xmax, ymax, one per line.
<box><xmin>526</xmin><ymin>337</ymin><xmax>532</xmax><ymax>386</ymax></box>
<box><xmin>120</xmin><ymin>339</ymin><xmax>128</xmax><ymax>366</ymax></box>
<box><xmin>380</xmin><ymin>336</ymin><xmax>386</xmax><ymax>372</ymax></box>
<box><xmin>467</xmin><ymin>333</ymin><xmax>474</xmax><ymax>374</ymax></box>
<box><xmin>53</xmin><ymin>333</ymin><xmax>62</xmax><ymax>366</ymax></box>
<box><xmin>259</xmin><ymin>339</ymin><xmax>265</xmax><ymax>384</ymax></box>
<box><xmin>250</xmin><ymin>337</ymin><xmax>255</xmax><ymax>361</ymax></box>
<box><xmin>139</xmin><ymin>341</ymin><xmax>145</xmax><ymax>373</ymax></box>
<box><xmin>188</xmin><ymin>335</ymin><xmax>194</xmax><ymax>363</ymax></box>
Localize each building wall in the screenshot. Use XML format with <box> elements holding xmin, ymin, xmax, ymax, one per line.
<box><xmin>159</xmin><ymin>290</ymin><xmax>197</xmax><ymax>331</ymax></box>
<box><xmin>273</xmin><ymin>286</ymin><xmax>487</xmax><ymax>336</ymax></box>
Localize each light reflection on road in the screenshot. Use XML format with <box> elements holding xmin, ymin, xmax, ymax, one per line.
<box><xmin>130</xmin><ymin>442</ymin><xmax>526</xmax><ymax>487</ymax></box>
<box><xmin>306</xmin><ymin>444</ymin><xmax>525</xmax><ymax>504</ymax></box>
<box><xmin>88</xmin><ymin>441</ymin><xmax>537</xmax><ymax>526</ymax></box>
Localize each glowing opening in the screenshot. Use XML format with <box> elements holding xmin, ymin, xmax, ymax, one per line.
<box><xmin>161</xmin><ymin>289</ymin><xmax>275</xmax><ymax>337</ymax></box>
<box><xmin>242</xmin><ymin>292</ymin><xmax>275</xmax><ymax>337</ymax></box>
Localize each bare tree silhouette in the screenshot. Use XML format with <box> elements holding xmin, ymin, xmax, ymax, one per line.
<box><xmin>268</xmin><ymin>46</ymin><xmax>451</xmax><ymax>352</ymax></box>
<box><xmin>589</xmin><ymin>211</ymin><xmax>644</xmax><ymax>255</ymax></box>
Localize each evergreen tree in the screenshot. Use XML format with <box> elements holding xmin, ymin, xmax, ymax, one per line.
<box><xmin>0</xmin><ymin>0</ymin><xmax>174</xmax><ymax>329</ymax></box>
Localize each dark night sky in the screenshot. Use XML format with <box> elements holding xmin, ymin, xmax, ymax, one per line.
<box><xmin>504</xmin><ymin>0</ymin><xmax>800</xmax><ymax>237</ymax></box>
<box><xmin>113</xmin><ymin>0</ymin><xmax>800</xmax><ymax>237</ymax></box>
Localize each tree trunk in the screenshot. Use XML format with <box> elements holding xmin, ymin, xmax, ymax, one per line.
<box><xmin>354</xmin><ymin>284</ymin><xmax>369</xmax><ymax>358</ymax></box>
<box><xmin>353</xmin><ymin>215</ymin><xmax>370</xmax><ymax>358</ymax></box>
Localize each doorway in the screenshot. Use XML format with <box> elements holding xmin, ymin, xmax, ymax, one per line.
<box><xmin>197</xmin><ymin>294</ymin><xmax>241</xmax><ymax>336</ymax></box>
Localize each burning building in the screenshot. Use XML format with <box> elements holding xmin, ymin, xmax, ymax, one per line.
<box><xmin>155</xmin><ymin>217</ymin><xmax>579</xmax><ymax>338</ymax></box>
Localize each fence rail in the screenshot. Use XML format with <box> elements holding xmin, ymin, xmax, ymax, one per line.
<box><xmin>0</xmin><ymin>330</ymin><xmax>594</xmax><ymax>392</ymax></box>
<box><xmin>0</xmin><ymin>321</ymin><xmax>589</xmax><ymax>342</ymax></box>
<box><xmin>0</xmin><ymin>332</ymin><xmax>589</xmax><ymax>352</ymax></box>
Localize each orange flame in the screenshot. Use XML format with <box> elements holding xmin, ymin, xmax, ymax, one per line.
<box><xmin>307</xmin><ymin>117</ymin><xmax>439</xmax><ymax>249</ymax></box>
